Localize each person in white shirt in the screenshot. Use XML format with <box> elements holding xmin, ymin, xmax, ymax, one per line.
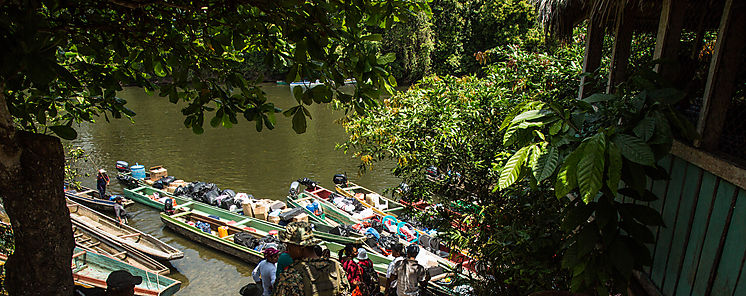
<box><xmin>385</xmin><ymin>243</ymin><xmax>405</xmax><ymax>296</ymax></box>
<box><xmin>252</xmin><ymin>247</ymin><xmax>280</xmax><ymax>296</ymax></box>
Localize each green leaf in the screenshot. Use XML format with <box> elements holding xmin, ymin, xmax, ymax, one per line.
<box><xmin>613</xmin><ymin>134</ymin><xmax>655</xmax><ymax>166</ymax></box>
<box><xmin>648</xmin><ymin>88</ymin><xmax>685</xmax><ymax>104</ymax></box>
<box><xmin>498</xmin><ymin>146</ymin><xmax>531</xmax><ymax>190</ymax></box>
<box><xmin>618</xmin><ymin>188</ymin><xmax>658</xmax><ymax>201</ymax></box>
<box><xmin>575</xmin><ymin>224</ymin><xmax>599</xmax><ymax>257</ymax></box>
<box><xmin>633</xmin><ymin>117</ymin><xmax>656</xmax><ymax>142</ymax></box>
<box><xmin>620</xmin><ymin>220</ymin><xmax>655</xmax><ymax>243</ymax></box>
<box><xmin>511</xmin><ymin>109</ymin><xmax>551</xmax><ymax>124</ymax></box>
<box><xmin>49</xmin><ymin>125</ymin><xmax>78</xmax><ymax>140</ymax></box>
<box><xmin>532</xmin><ymin>146</ymin><xmax>559</xmax><ymax>182</ymax></box>
<box><xmin>610</xmin><ymin>239</ymin><xmax>634</xmax><ymax>281</ymax></box>
<box><xmin>620</xmin><ymin>204</ymin><xmax>665</xmax><ymax>226</ymax></box>
<box><xmin>376</xmin><ymin>52</ymin><xmax>396</xmax><ymax>65</ymax></box>
<box><xmin>361</xmin><ymin>34</ymin><xmax>383</xmax><ymax>42</ymax></box>
<box><xmin>606</xmin><ymin>142</ymin><xmax>622</xmax><ymax>195</ymax></box>
<box><xmin>292</xmin><ymin>109</ymin><xmax>307</xmax><ymax>134</ymax></box>
<box><xmin>577</xmin><ymin>134</ymin><xmax>606</xmax><ymax>203</ymax></box>
<box><xmin>555</xmin><ymin>145</ymin><xmax>584</xmax><ymax>199</ymax></box>
<box><xmin>581</xmin><ymin>93</ymin><xmax>617</xmax><ymax>104</ymax></box>
<box><xmin>562</xmin><ymin>203</ymin><xmax>594</xmax><ymax>231</ymax></box>
<box><xmin>154</xmin><ymin>61</ymin><xmax>167</xmax><ymax>77</ymax></box>
<box><xmin>549</xmin><ymin>121</ymin><xmax>562</xmax><ymax>135</ymax></box>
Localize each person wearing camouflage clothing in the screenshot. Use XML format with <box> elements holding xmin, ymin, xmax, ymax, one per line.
<box><xmin>273</xmin><ymin>222</ymin><xmax>351</xmax><ymax>296</ymax></box>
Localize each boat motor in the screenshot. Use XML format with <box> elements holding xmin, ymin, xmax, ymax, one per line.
<box><xmin>115</xmin><ymin>161</ymin><xmax>130</xmax><ymax>173</ymax></box>
<box><xmin>332</xmin><ymin>173</ymin><xmax>348</xmax><ymax>187</ymax></box>
<box><xmin>297</xmin><ymin>178</ymin><xmax>317</xmax><ymax>190</ymax></box>
<box><xmin>289</xmin><ymin>181</ymin><xmax>301</xmax><ymax>197</ymax></box>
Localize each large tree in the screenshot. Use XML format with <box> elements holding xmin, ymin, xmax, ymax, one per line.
<box><xmin>0</xmin><ymin>0</ymin><xmax>427</xmax><ymax>294</ymax></box>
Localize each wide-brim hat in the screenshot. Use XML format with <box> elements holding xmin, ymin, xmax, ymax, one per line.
<box><xmin>99</xmin><ymin>169</ymin><xmax>107</xmax><ymax>173</ymax></box>
<box><xmin>278</xmin><ymin>222</ymin><xmax>321</xmax><ymax>247</ymax></box>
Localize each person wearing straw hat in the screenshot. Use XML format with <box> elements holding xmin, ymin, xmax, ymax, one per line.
<box><xmin>96</xmin><ymin>169</ymin><xmax>110</xmax><ymax>199</ymax></box>
<box><xmin>273</xmin><ymin>222</ymin><xmax>350</xmax><ymax>296</ymax></box>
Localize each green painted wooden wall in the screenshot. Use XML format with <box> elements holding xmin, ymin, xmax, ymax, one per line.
<box><xmin>642</xmin><ymin>156</ymin><xmax>746</xmax><ymax>296</ymax></box>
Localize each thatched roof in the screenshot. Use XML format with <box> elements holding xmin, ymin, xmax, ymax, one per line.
<box><xmin>535</xmin><ymin>0</ymin><xmax>725</xmax><ymax>41</ymax></box>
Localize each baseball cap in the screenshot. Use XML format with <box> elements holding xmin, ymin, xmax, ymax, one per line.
<box><xmin>106</xmin><ymin>270</ymin><xmax>142</xmax><ymax>290</ymax></box>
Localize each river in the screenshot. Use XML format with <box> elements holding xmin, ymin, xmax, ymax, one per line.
<box><xmin>69</xmin><ymin>84</ymin><xmax>399</xmax><ymax>295</ymax></box>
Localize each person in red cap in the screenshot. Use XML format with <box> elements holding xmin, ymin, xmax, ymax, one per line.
<box><xmin>106</xmin><ymin>269</ymin><xmax>142</xmax><ymax>296</ymax></box>
<box><xmin>252</xmin><ymin>247</ymin><xmax>280</xmax><ymax>296</ymax></box>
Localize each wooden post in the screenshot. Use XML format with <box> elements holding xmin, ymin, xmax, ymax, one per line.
<box><xmin>696</xmin><ymin>0</ymin><xmax>746</xmax><ymax>150</ymax></box>
<box><xmin>578</xmin><ymin>17</ymin><xmax>605</xmax><ymax>99</ymax></box>
<box><xmin>653</xmin><ymin>0</ymin><xmax>686</xmax><ymax>82</ymax></box>
<box><xmin>607</xmin><ymin>0</ymin><xmax>635</xmax><ymax>93</ymax></box>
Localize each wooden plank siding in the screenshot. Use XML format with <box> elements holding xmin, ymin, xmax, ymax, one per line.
<box><xmin>640</xmin><ymin>155</ymin><xmax>746</xmax><ymax>296</ymax></box>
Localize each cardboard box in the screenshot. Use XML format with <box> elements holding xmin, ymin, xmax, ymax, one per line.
<box><xmin>268</xmin><ymin>215</ymin><xmax>281</xmax><ymax>224</ymax></box>
<box><xmin>144</xmin><ymin>179</ymin><xmax>155</xmax><ymax>185</ymax></box>
<box><xmin>365</xmin><ymin>194</ymin><xmax>380</xmax><ymax>207</ymax></box>
<box><xmin>255</xmin><ymin>211</ymin><xmax>268</xmax><ymax>221</ymax></box>
<box><xmin>165</xmin><ymin>186</ymin><xmax>175</xmax><ymax>193</ymax></box>
<box><xmin>242</xmin><ymin>201</ymin><xmax>254</xmax><ymax>217</ymax></box>
<box><xmin>292</xmin><ymin>213</ymin><xmax>309</xmax><ymax>223</ymax></box>
<box><xmin>149</xmin><ymin>166</ymin><xmax>168</xmax><ymax>180</ymax></box>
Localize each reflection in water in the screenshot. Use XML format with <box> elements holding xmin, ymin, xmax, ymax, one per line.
<box><xmin>69</xmin><ymin>84</ymin><xmax>398</xmax><ymax>295</ymax></box>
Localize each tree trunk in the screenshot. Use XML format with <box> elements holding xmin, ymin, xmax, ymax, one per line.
<box><xmin>0</xmin><ymin>93</ymin><xmax>74</xmax><ymax>295</ymax></box>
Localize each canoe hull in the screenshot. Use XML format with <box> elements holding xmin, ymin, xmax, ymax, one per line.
<box><xmin>67</xmin><ymin>199</ymin><xmax>183</xmax><ymax>261</ymax></box>
<box><xmin>72</xmin><ymin>220</ymin><xmax>170</xmax><ymax>275</ymax></box>
<box><xmin>71</xmin><ymin>248</ymin><xmax>181</xmax><ymax>296</ymax></box>
<box><xmin>125</xmin><ymin>186</ymin><xmax>363</xmax><ymax>245</ymax></box>
<box><xmin>160</xmin><ymin>213</ymin><xmax>263</xmax><ymax>264</ymax></box>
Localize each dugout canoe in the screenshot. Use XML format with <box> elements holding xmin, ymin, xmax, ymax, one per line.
<box><xmin>64</xmin><ymin>184</ymin><xmax>134</xmax><ymax>214</ymax></box>
<box><xmin>72</xmin><ymin>220</ymin><xmax>170</xmax><ymax>275</ymax></box>
<box><xmin>334</xmin><ymin>181</ymin><xmax>407</xmax><ymax>217</ymax></box>
<box><xmin>125</xmin><ymin>186</ymin><xmax>364</xmax><ymax>245</ymax></box>
<box><xmin>71</xmin><ymin>247</ymin><xmax>181</xmax><ymax>296</ymax></box>
<box><xmin>67</xmin><ymin>199</ymin><xmax>183</xmax><ymax>261</ymax></box>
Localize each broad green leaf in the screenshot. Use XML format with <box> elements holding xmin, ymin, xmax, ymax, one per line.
<box><xmin>532</xmin><ymin>146</ymin><xmax>559</xmax><ymax>182</ymax></box>
<box><xmin>633</xmin><ymin>117</ymin><xmax>655</xmax><ymax>142</ymax></box>
<box><xmin>575</xmin><ymin>224</ymin><xmax>599</xmax><ymax>257</ymax></box>
<box><xmin>610</xmin><ymin>239</ymin><xmax>634</xmax><ymax>281</ymax></box>
<box><xmin>376</xmin><ymin>53</ymin><xmax>396</xmax><ymax>65</ymax></box>
<box><xmin>620</xmin><ymin>204</ymin><xmax>665</xmax><ymax>226</ymax></box>
<box><xmin>292</xmin><ymin>109</ymin><xmax>307</xmax><ymax>134</ymax></box>
<box><xmin>561</xmin><ymin>202</ymin><xmax>594</xmax><ymax>231</ymax></box>
<box><xmin>606</xmin><ymin>142</ymin><xmax>622</xmax><ymax>195</ymax></box>
<box><xmin>555</xmin><ymin>144</ymin><xmax>584</xmax><ymax>199</ymax></box>
<box><xmin>620</xmin><ymin>220</ymin><xmax>655</xmax><ymax>243</ymax></box>
<box><xmin>613</xmin><ymin>134</ymin><xmax>655</xmax><ymax>166</ymax></box>
<box><xmin>549</xmin><ymin>121</ymin><xmax>562</xmax><ymax>135</ymax></box>
<box><xmin>511</xmin><ymin>109</ymin><xmax>551</xmax><ymax>124</ymax></box>
<box><xmin>618</xmin><ymin>188</ymin><xmax>658</xmax><ymax>201</ymax></box>
<box><xmin>498</xmin><ymin>146</ymin><xmax>531</xmax><ymax>190</ymax></box>
<box><xmin>49</xmin><ymin>125</ymin><xmax>78</xmax><ymax>140</ymax></box>
<box><xmin>581</xmin><ymin>93</ymin><xmax>617</xmax><ymax>104</ymax></box>
<box><xmin>577</xmin><ymin>134</ymin><xmax>606</xmax><ymax>203</ymax></box>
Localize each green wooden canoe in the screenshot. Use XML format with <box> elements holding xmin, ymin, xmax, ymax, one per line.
<box><xmin>72</xmin><ymin>220</ymin><xmax>170</xmax><ymax>275</ymax></box>
<box><xmin>67</xmin><ymin>199</ymin><xmax>184</xmax><ymax>261</ymax></box>
<box><xmin>125</xmin><ymin>186</ymin><xmax>364</xmax><ymax>245</ymax></box>
<box><xmin>71</xmin><ymin>247</ymin><xmax>181</xmax><ymax>296</ymax></box>
<box><xmin>286</xmin><ymin>192</ymin><xmax>359</xmax><ymax>226</ymax></box>
<box><xmin>334</xmin><ymin>181</ymin><xmax>407</xmax><ymax>217</ymax></box>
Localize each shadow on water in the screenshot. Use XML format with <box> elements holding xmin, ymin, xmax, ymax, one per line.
<box><xmin>68</xmin><ymin>83</ymin><xmax>399</xmax><ymax>295</ymax></box>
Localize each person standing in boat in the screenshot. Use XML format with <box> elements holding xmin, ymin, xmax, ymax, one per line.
<box><xmin>96</xmin><ymin>169</ymin><xmax>110</xmax><ymax>198</ymax></box>
<box><xmin>253</xmin><ymin>247</ymin><xmax>280</xmax><ymax>296</ymax></box>
<box><xmin>114</xmin><ymin>196</ymin><xmax>129</xmax><ymax>225</ymax></box>
<box><xmin>273</xmin><ymin>222</ymin><xmax>350</xmax><ymax>296</ymax></box>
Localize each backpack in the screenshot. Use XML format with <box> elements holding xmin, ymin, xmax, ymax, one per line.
<box><xmin>360</xmin><ymin>261</ymin><xmax>380</xmax><ymax>293</ymax></box>
<box><xmin>300</xmin><ymin>259</ymin><xmax>344</xmax><ymax>296</ymax></box>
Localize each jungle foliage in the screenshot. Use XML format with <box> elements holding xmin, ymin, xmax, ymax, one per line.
<box><xmin>341</xmin><ymin>42</ymin><xmax>587</xmax><ymax>294</ymax></box>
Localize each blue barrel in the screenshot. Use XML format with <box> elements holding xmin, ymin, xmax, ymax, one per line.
<box><xmin>130</xmin><ymin>164</ymin><xmax>146</xmax><ymax>179</ymax></box>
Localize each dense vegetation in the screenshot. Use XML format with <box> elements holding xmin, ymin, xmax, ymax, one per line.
<box><xmin>342</xmin><ymin>8</ymin><xmax>695</xmax><ymax>296</ymax></box>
